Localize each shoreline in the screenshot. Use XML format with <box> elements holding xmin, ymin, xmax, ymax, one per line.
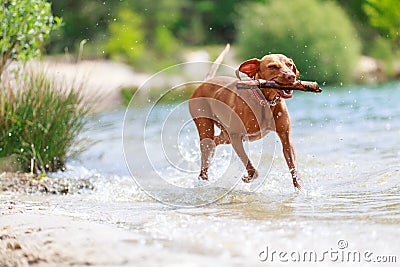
<box><xmin>0</xmin><ymin>208</ymin><xmax>147</xmax><ymax>267</ymax></box>
<box><xmin>0</xmin><ymin>172</ymin><xmax>94</xmax><ymax>195</ymax></box>
<box><xmin>0</xmin><ymin>194</ymin><xmax>235</xmax><ymax>267</ymax></box>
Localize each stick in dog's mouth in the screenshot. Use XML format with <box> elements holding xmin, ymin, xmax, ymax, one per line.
<box><xmin>236</xmin><ymin>79</ymin><xmax>322</xmax><ymax>93</ymax></box>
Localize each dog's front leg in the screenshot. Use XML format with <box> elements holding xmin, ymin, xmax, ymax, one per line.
<box><xmin>277</xmin><ymin>130</ymin><xmax>303</xmax><ymax>190</ymax></box>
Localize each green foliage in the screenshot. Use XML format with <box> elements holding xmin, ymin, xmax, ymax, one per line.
<box><xmin>104</xmin><ymin>7</ymin><xmax>145</xmax><ymax>64</ymax></box>
<box><xmin>175</xmin><ymin>0</ymin><xmax>253</xmax><ymax>45</ymax></box>
<box><xmin>47</xmin><ymin>0</ymin><xmax>260</xmax><ymax>56</ymax></box>
<box><xmin>236</xmin><ymin>0</ymin><xmax>361</xmax><ymax>85</ymax></box>
<box><xmin>154</xmin><ymin>27</ymin><xmax>180</xmax><ymax>56</ymax></box>
<box><xmin>121</xmin><ymin>85</ymin><xmax>195</xmax><ymax>106</ymax></box>
<box><xmin>369</xmin><ymin>36</ymin><xmax>396</xmax><ymax>76</ymax></box>
<box><xmin>363</xmin><ymin>0</ymin><xmax>400</xmax><ymax>42</ymax></box>
<box><xmin>0</xmin><ymin>0</ymin><xmax>61</xmax><ymax>75</ymax></box>
<box><xmin>120</xmin><ymin>87</ymin><xmax>137</xmax><ymax>106</ymax></box>
<box><xmin>148</xmin><ymin>85</ymin><xmax>196</xmax><ymax>104</ymax></box>
<box><xmin>0</xmin><ymin>72</ymin><xmax>89</xmax><ymax>173</ymax></box>
<box><xmin>49</xmin><ymin>1</ymin><xmax>116</xmax><ymax>55</ymax></box>
<box><xmin>104</xmin><ymin>2</ymin><xmax>182</xmax><ymax>71</ymax></box>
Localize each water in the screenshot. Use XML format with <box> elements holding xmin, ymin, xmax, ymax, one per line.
<box><xmin>9</xmin><ymin>82</ymin><xmax>400</xmax><ymax>265</ymax></box>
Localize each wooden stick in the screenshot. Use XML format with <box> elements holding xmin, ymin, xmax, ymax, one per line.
<box><xmin>236</xmin><ymin>79</ymin><xmax>322</xmax><ymax>93</ymax></box>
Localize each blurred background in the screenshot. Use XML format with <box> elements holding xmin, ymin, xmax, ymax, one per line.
<box><xmin>46</xmin><ymin>0</ymin><xmax>399</xmax><ymax>85</ymax></box>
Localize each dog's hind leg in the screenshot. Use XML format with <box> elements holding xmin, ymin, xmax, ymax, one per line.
<box><xmin>193</xmin><ymin>117</ymin><xmax>216</xmax><ymax>180</ymax></box>
<box><xmin>214</xmin><ymin>122</ymin><xmax>231</xmax><ymax>146</ymax></box>
<box><xmin>230</xmin><ymin>134</ymin><xmax>258</xmax><ymax>183</ymax></box>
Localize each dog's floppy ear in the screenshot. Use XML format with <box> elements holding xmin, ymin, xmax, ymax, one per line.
<box><xmin>237</xmin><ymin>58</ymin><xmax>260</xmax><ymax>79</ymax></box>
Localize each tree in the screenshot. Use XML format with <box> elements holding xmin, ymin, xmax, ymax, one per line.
<box><xmin>104</xmin><ymin>7</ymin><xmax>145</xmax><ymax>64</ymax></box>
<box><xmin>0</xmin><ymin>0</ymin><xmax>61</xmax><ymax>76</ymax></box>
<box><xmin>363</xmin><ymin>0</ymin><xmax>400</xmax><ymax>44</ymax></box>
<box><xmin>236</xmin><ymin>0</ymin><xmax>361</xmax><ymax>85</ymax></box>
<box><xmin>49</xmin><ymin>0</ymin><xmax>117</xmax><ymax>55</ymax></box>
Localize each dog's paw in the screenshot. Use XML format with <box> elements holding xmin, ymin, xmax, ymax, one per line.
<box><xmin>293</xmin><ymin>178</ymin><xmax>303</xmax><ymax>191</ymax></box>
<box><xmin>242</xmin><ymin>170</ymin><xmax>258</xmax><ymax>183</ymax></box>
<box><xmin>242</xmin><ymin>176</ymin><xmax>253</xmax><ymax>183</ymax></box>
<box><xmin>198</xmin><ymin>174</ymin><xmax>208</xmax><ymax>181</ymax></box>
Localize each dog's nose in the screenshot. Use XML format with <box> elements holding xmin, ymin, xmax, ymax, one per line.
<box><xmin>284</xmin><ymin>72</ymin><xmax>296</xmax><ymax>83</ymax></box>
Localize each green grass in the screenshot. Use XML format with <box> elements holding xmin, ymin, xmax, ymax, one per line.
<box><xmin>0</xmin><ymin>71</ymin><xmax>89</xmax><ymax>173</ymax></box>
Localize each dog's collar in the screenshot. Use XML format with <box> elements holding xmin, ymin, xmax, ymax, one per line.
<box><xmin>239</xmin><ymin>76</ymin><xmax>280</xmax><ymax>107</ymax></box>
<box><xmin>267</xmin><ymin>95</ymin><xmax>280</xmax><ymax>106</ymax></box>
<box><xmin>249</xmin><ymin>88</ymin><xmax>280</xmax><ymax>107</ymax></box>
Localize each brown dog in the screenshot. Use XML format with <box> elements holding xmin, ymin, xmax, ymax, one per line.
<box><xmin>189</xmin><ymin>53</ymin><xmax>302</xmax><ymax>190</ymax></box>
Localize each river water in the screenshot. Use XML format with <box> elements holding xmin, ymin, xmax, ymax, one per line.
<box><xmin>13</xmin><ymin>82</ymin><xmax>400</xmax><ymax>265</ymax></box>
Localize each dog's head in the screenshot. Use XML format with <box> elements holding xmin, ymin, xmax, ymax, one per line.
<box><xmin>238</xmin><ymin>54</ymin><xmax>300</xmax><ymax>100</ymax></box>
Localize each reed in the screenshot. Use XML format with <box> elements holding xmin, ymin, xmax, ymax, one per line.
<box><xmin>0</xmin><ymin>71</ymin><xmax>89</xmax><ymax>173</ymax></box>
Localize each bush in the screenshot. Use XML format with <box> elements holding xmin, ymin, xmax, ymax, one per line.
<box><xmin>104</xmin><ymin>4</ymin><xmax>182</xmax><ymax>72</ymax></box>
<box><xmin>368</xmin><ymin>36</ymin><xmax>396</xmax><ymax>76</ymax></box>
<box><xmin>363</xmin><ymin>0</ymin><xmax>400</xmax><ymax>42</ymax></box>
<box><xmin>0</xmin><ymin>0</ymin><xmax>61</xmax><ymax>76</ymax></box>
<box><xmin>104</xmin><ymin>7</ymin><xmax>145</xmax><ymax>65</ymax></box>
<box><xmin>236</xmin><ymin>0</ymin><xmax>361</xmax><ymax>85</ymax></box>
<box><xmin>0</xmin><ymin>71</ymin><xmax>89</xmax><ymax>173</ymax></box>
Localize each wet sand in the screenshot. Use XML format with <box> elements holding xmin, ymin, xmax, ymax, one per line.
<box><xmin>0</xmin><ymin>197</ymin><xmax>232</xmax><ymax>267</ymax></box>
<box><xmin>0</xmin><ymin>212</ymin><xmax>144</xmax><ymax>267</ymax></box>
<box><xmin>0</xmin><ymin>174</ymin><xmax>135</xmax><ymax>267</ymax></box>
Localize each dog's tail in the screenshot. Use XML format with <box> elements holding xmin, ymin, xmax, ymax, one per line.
<box><xmin>204</xmin><ymin>43</ymin><xmax>230</xmax><ymax>81</ymax></box>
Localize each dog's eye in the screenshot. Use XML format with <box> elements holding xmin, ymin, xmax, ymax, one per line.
<box><xmin>286</xmin><ymin>62</ymin><xmax>293</xmax><ymax>68</ymax></box>
<box><xmin>267</xmin><ymin>64</ymin><xmax>280</xmax><ymax>69</ymax></box>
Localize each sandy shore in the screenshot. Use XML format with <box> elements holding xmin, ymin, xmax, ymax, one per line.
<box><xmin>0</xmin><ymin>211</ymin><xmax>145</xmax><ymax>267</ymax></box>
<box><xmin>0</xmin><ymin>196</ymin><xmax>224</xmax><ymax>267</ymax></box>
<box><xmin>0</xmin><ymin>172</ymin><xmax>142</xmax><ymax>267</ymax></box>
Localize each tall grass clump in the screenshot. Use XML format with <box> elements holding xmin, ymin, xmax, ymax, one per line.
<box><xmin>0</xmin><ymin>71</ymin><xmax>89</xmax><ymax>173</ymax></box>
<box><xmin>236</xmin><ymin>0</ymin><xmax>362</xmax><ymax>85</ymax></box>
